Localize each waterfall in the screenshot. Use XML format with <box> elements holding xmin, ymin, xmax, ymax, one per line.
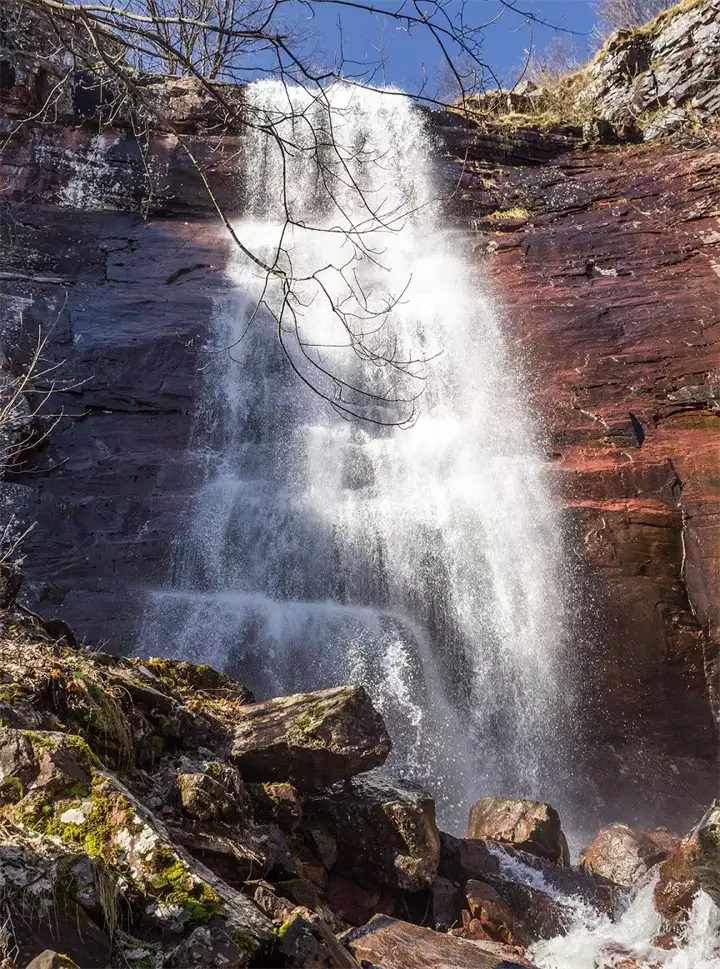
<box><xmin>139</xmin><ymin>81</ymin><xmax>570</xmax><ymax>830</ymax></box>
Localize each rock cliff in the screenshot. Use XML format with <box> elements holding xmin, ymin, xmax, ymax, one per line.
<box><xmin>0</xmin><ymin>0</ymin><xmax>718</xmax><ymax>838</ymax></box>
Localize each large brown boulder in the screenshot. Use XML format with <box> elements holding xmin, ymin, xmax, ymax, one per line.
<box><xmin>581</xmin><ymin>822</ymin><xmax>679</xmax><ymax>888</ymax></box>
<box><xmin>655</xmin><ymin>802</ymin><xmax>720</xmax><ymax>922</ymax></box>
<box><xmin>304</xmin><ymin>775</ymin><xmax>440</xmax><ymax>892</ymax></box>
<box><xmin>226</xmin><ymin>686</ymin><xmax>391</xmax><ymax>790</ymax></box>
<box><xmin>342</xmin><ymin>915</ymin><xmax>535</xmax><ymax>968</ymax></box>
<box><xmin>467</xmin><ymin>797</ymin><xmax>570</xmax><ymax>866</ymax></box>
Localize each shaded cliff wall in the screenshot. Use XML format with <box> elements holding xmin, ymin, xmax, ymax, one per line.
<box><xmin>0</xmin><ymin>68</ymin><xmax>245</xmax><ymax>643</ymax></box>
<box><xmin>0</xmin><ymin>1</ymin><xmax>717</xmax><ymax>828</ymax></box>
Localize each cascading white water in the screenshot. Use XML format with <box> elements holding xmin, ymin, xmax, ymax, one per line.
<box><xmin>488</xmin><ymin>847</ymin><xmax>720</xmax><ymax>969</ymax></box>
<box><xmin>139</xmin><ymin>81</ymin><xmax>571</xmax><ymax>829</ymax></box>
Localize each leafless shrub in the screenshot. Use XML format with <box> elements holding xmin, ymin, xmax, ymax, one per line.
<box><xmin>526</xmin><ymin>36</ymin><xmax>586</xmax><ymax>86</ymax></box>
<box><xmin>0</xmin><ymin>321</ymin><xmax>69</xmax><ymax>563</ymax></box>
<box><xmin>591</xmin><ymin>0</ymin><xmax>672</xmax><ymax>42</ymax></box>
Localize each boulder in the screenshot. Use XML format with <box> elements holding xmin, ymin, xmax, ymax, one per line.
<box><xmin>226</xmin><ymin>686</ymin><xmax>391</xmax><ymax>790</ymax></box>
<box><xmin>581</xmin><ymin>822</ymin><xmax>679</xmax><ymax>887</ymax></box>
<box><xmin>483</xmin><ymin>877</ymin><xmax>576</xmax><ymax>943</ymax></box>
<box><xmin>169</xmin><ymin>823</ymin><xmax>295</xmax><ymax>885</ymax></box>
<box><xmin>304</xmin><ymin>775</ymin><xmax>440</xmax><ymax>892</ymax></box>
<box><xmin>467</xmin><ymin>797</ymin><xmax>570</xmax><ymax>866</ymax></box>
<box><xmin>324</xmin><ymin>874</ymin><xmax>398</xmax><ymax>926</ymax></box>
<box><xmin>247</xmin><ymin>780</ymin><xmax>304</xmax><ymax>832</ymax></box>
<box><xmin>691</xmin><ymin>803</ymin><xmax>720</xmax><ymax>908</ymax></box>
<box><xmin>655</xmin><ymin>802</ymin><xmax>720</xmax><ymax>922</ymax></box>
<box><xmin>177</xmin><ymin>770</ymin><xmax>246</xmax><ymax>824</ymax></box>
<box><xmin>342</xmin><ymin>915</ymin><xmax>536</xmax><ymax>968</ymax></box>
<box><xmin>439</xmin><ymin>832</ymin><xmax>613</xmax><ymax>943</ymax></box>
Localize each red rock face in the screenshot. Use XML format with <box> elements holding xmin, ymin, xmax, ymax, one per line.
<box><xmin>441</xmin><ymin>125</ymin><xmax>719</xmax><ymax>829</ymax></box>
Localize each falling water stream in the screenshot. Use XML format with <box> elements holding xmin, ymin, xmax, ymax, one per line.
<box><xmin>137</xmin><ymin>81</ymin><xmax>720</xmax><ymax>966</ymax></box>
<box><xmin>140</xmin><ymin>81</ymin><xmax>569</xmax><ymax>825</ymax></box>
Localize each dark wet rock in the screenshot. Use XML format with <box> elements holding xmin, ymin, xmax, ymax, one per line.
<box><xmin>304</xmin><ymin>775</ymin><xmax>440</xmax><ymax>892</ymax></box>
<box><xmin>581</xmin><ymin>822</ymin><xmax>679</xmax><ymax>887</ymax></box>
<box><xmin>227</xmin><ymin>686</ymin><xmax>391</xmax><ymax>790</ymax></box>
<box><xmin>439</xmin><ymin>832</ymin><xmax>502</xmax><ymax>883</ymax></box>
<box><xmin>487</xmin><ymin>876</ymin><xmax>577</xmax><ymax>943</ymax></box>
<box><xmin>342</xmin><ymin>914</ymin><xmax>536</xmax><ymax>968</ymax></box>
<box><xmin>439</xmin><ymin>832</ymin><xmax>614</xmax><ymax>942</ymax></box>
<box><xmin>324</xmin><ymin>874</ymin><xmax>399</xmax><ymax>926</ymax></box>
<box><xmin>467</xmin><ymin>797</ymin><xmax>570</xmax><ymax>866</ymax></box>
<box><xmin>432</xmin><ymin>875</ymin><xmax>465</xmax><ymax>928</ymax></box>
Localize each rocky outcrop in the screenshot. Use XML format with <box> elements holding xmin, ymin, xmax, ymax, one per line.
<box><xmin>583</xmin><ymin>0</ymin><xmax>720</xmax><ymax>139</ymax></box>
<box><xmin>0</xmin><ymin>595</ymin><xmax>555</xmax><ymax>967</ymax></box>
<box><xmin>0</xmin><ymin>577</ymin><xmax>717</xmax><ymax>967</ymax></box>
<box><xmin>581</xmin><ymin>822</ymin><xmax>679</xmax><ymax>886</ymax></box>
<box><xmin>226</xmin><ymin>686</ymin><xmax>391</xmax><ymax>789</ymax></box>
<box><xmin>467</xmin><ymin>797</ymin><xmax>570</xmax><ymax>866</ymax></box>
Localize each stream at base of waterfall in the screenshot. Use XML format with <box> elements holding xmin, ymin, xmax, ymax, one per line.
<box><xmin>137</xmin><ymin>81</ymin><xmax>719</xmax><ymax>966</ymax></box>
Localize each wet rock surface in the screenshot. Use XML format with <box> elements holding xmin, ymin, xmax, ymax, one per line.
<box><xmin>581</xmin><ymin>822</ymin><xmax>680</xmax><ymax>887</ymax></box>
<box><xmin>438</xmin><ymin>103</ymin><xmax>720</xmax><ymax>832</ymax></box>
<box><xmin>467</xmin><ymin>797</ymin><xmax>570</xmax><ymax>866</ymax></box>
<box><xmin>655</xmin><ymin>801</ymin><xmax>720</xmax><ymax>922</ymax></box>
<box><xmin>304</xmin><ymin>774</ymin><xmax>441</xmax><ymax>892</ymax></box>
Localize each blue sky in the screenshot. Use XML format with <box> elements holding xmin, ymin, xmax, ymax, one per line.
<box><xmin>305</xmin><ymin>1</ymin><xmax>597</xmax><ymax>93</ymax></box>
